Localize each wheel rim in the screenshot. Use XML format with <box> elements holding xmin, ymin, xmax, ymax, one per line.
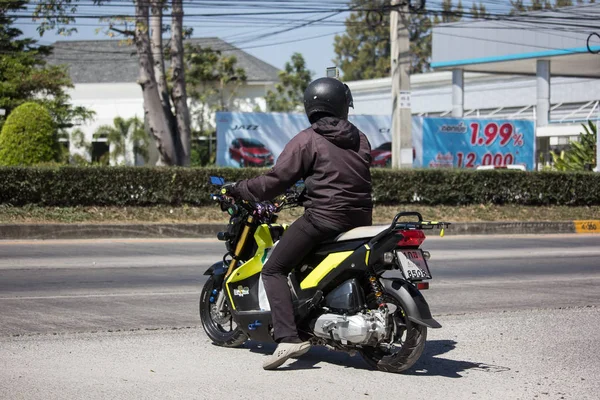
<box><xmin>201</xmin><ymin>278</ymin><xmax>239</xmax><ymax>337</ymax></box>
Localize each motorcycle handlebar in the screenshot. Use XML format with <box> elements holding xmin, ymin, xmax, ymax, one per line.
<box><xmin>210</xmin><ymin>192</ymin><xmax>298</xmax><ymax>215</ymax></box>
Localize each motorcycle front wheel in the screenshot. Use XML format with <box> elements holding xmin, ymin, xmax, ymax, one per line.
<box><xmin>360</xmin><ymin>293</ymin><xmax>427</xmax><ymax>373</ymax></box>
<box><xmin>199</xmin><ymin>276</ymin><xmax>248</xmax><ymax>347</ymax></box>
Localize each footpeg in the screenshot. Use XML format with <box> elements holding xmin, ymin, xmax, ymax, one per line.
<box><xmin>248</xmin><ymin>320</ymin><xmax>262</xmax><ymax>330</ymax></box>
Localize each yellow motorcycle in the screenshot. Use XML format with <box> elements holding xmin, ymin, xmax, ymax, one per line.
<box><xmin>200</xmin><ymin>177</ymin><xmax>449</xmax><ymax>373</ymax></box>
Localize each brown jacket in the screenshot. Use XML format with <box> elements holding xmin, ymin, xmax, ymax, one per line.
<box><xmin>235</xmin><ymin>117</ymin><xmax>373</xmax><ymax>230</ymax></box>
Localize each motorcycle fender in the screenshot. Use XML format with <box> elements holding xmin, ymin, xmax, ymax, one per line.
<box><xmin>380</xmin><ymin>279</ymin><xmax>442</xmax><ymax>329</ymax></box>
<box><xmin>204</xmin><ymin>261</ymin><xmax>227</xmax><ymax>277</ymax></box>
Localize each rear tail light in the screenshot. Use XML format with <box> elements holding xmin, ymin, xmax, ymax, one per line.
<box><xmin>416</xmin><ymin>282</ymin><xmax>429</xmax><ymax>290</ymax></box>
<box><xmin>397</xmin><ymin>230</ymin><xmax>426</xmax><ymax>247</ymax></box>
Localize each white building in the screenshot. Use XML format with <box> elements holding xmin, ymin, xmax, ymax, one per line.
<box><xmin>348</xmin><ymin>72</ymin><xmax>600</xmax><ymax>149</ymax></box>
<box><xmin>47</xmin><ymin>38</ymin><xmax>280</xmax><ymax>164</ymax></box>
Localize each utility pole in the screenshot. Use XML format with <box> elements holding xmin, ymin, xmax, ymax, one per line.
<box><xmin>390</xmin><ymin>0</ymin><xmax>412</xmax><ymax>169</ymax></box>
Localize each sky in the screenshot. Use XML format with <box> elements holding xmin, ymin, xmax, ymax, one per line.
<box><xmin>16</xmin><ymin>2</ymin><xmax>353</xmax><ymax>79</ymax></box>
<box><xmin>15</xmin><ymin>1</ymin><xmax>562</xmax><ymax>79</ymax></box>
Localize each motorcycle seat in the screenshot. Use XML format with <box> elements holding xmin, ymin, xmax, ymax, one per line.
<box><xmin>330</xmin><ymin>225</ymin><xmax>389</xmax><ymax>243</ymax></box>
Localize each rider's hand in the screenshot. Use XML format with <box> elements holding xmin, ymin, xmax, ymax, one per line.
<box><xmin>220</xmin><ymin>182</ymin><xmax>239</xmax><ymax>198</ymax></box>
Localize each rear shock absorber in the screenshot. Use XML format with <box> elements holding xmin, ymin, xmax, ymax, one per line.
<box><xmin>369</xmin><ymin>275</ymin><xmax>387</xmax><ymax>309</ymax></box>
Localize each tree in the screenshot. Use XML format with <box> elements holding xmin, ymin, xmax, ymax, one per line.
<box><xmin>94</xmin><ymin>116</ymin><xmax>150</xmax><ymax>164</ymax></box>
<box><xmin>333</xmin><ymin>0</ymin><xmax>392</xmax><ymax>80</ymax></box>
<box><xmin>551</xmin><ymin>121</ymin><xmax>597</xmax><ymax>171</ymax></box>
<box><xmin>32</xmin><ymin>0</ymin><xmax>192</xmax><ymax>166</ymax></box>
<box><xmin>186</xmin><ymin>45</ymin><xmax>247</xmax><ymax>114</ymax></box>
<box><xmin>333</xmin><ymin>0</ymin><xmax>469</xmax><ymax>80</ymax></box>
<box><xmin>435</xmin><ymin>0</ymin><xmax>464</xmax><ymax>24</ymax></box>
<box><xmin>68</xmin><ymin>128</ymin><xmax>93</xmax><ymax>165</ymax></box>
<box><xmin>0</xmin><ymin>0</ymin><xmax>93</xmax><ymax>132</ymax></box>
<box><xmin>265</xmin><ymin>53</ymin><xmax>313</xmax><ymax>112</ymax></box>
<box><xmin>185</xmin><ymin>45</ymin><xmax>247</xmax><ymax>165</ymax></box>
<box><xmin>0</xmin><ymin>102</ymin><xmax>60</xmax><ymax>166</ymax></box>
<box><xmin>470</xmin><ymin>2</ymin><xmax>489</xmax><ymax>19</ymax></box>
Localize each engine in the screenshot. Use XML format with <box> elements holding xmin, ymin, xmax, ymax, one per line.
<box><xmin>312</xmin><ymin>309</ymin><xmax>388</xmax><ymax>345</ymax></box>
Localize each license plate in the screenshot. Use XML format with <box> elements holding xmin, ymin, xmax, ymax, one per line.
<box><xmin>396</xmin><ymin>250</ymin><xmax>432</xmax><ymax>280</ymax></box>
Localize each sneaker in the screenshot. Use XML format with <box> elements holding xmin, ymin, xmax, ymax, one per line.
<box><xmin>262</xmin><ymin>341</ymin><xmax>311</xmax><ymax>370</ymax></box>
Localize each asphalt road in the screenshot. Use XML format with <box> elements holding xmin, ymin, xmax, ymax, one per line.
<box><xmin>1</xmin><ymin>235</ymin><xmax>599</xmax><ymax>399</ymax></box>
<box><xmin>0</xmin><ymin>235</ymin><xmax>598</xmax><ymax>335</ymax></box>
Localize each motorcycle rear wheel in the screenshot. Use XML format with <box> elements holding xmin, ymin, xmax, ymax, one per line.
<box><xmin>199</xmin><ymin>276</ymin><xmax>248</xmax><ymax>347</ymax></box>
<box><xmin>360</xmin><ymin>293</ymin><xmax>427</xmax><ymax>373</ymax></box>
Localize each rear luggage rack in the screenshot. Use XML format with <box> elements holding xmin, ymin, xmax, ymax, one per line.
<box><xmin>396</xmin><ymin>220</ymin><xmax>452</xmax><ymax>231</ymax></box>
<box><xmin>370</xmin><ymin>212</ymin><xmax>451</xmax><ymax>244</ymax></box>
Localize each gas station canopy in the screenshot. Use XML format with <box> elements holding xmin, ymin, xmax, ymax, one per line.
<box><xmin>432</xmin><ymin>4</ymin><xmax>600</xmax><ymax>78</ymax></box>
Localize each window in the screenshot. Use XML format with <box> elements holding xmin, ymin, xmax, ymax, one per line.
<box><xmin>238</xmin><ymin>138</ymin><xmax>265</xmax><ymax>148</ymax></box>
<box><xmin>376</xmin><ymin>142</ymin><xmax>392</xmax><ymax>151</ymax></box>
<box><xmin>92</xmin><ymin>142</ymin><xmax>110</xmax><ymax>164</ymax></box>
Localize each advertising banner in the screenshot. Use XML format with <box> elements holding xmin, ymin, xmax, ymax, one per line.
<box><xmin>421</xmin><ymin>118</ymin><xmax>536</xmax><ymax>170</ymax></box>
<box><xmin>216</xmin><ymin>113</ymin><xmax>534</xmax><ymax>170</ymax></box>
<box><xmin>216</xmin><ymin>112</ymin><xmax>425</xmax><ymax>168</ymax></box>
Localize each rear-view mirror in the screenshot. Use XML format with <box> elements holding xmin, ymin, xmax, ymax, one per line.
<box><xmin>209</xmin><ymin>176</ymin><xmax>225</xmax><ymax>186</ymax></box>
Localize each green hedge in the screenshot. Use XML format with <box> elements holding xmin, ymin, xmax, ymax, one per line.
<box><xmin>1</xmin><ymin>166</ymin><xmax>600</xmax><ymax>206</ymax></box>
<box><xmin>370</xmin><ymin>169</ymin><xmax>600</xmax><ymax>206</ymax></box>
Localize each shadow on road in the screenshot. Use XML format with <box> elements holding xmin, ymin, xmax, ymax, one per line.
<box><xmin>404</xmin><ymin>340</ymin><xmax>511</xmax><ymax>378</ymax></box>
<box><xmin>237</xmin><ymin>339</ymin><xmax>510</xmax><ymax>377</ymax></box>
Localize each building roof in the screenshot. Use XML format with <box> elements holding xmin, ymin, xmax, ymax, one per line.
<box><xmin>432</xmin><ymin>3</ymin><xmax>600</xmax><ymax>78</ymax></box>
<box><xmin>46</xmin><ymin>37</ymin><xmax>281</xmax><ymax>84</ymax></box>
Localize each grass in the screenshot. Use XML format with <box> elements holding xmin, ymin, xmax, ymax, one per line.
<box><xmin>1</xmin><ymin>204</ymin><xmax>599</xmax><ymax>224</ymax></box>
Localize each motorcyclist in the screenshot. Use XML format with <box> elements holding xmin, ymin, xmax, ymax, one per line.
<box><xmin>223</xmin><ymin>76</ymin><xmax>373</xmax><ymax>370</ymax></box>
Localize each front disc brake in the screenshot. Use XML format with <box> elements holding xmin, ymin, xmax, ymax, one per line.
<box><xmin>210</xmin><ymin>304</ymin><xmax>231</xmax><ymax>325</ymax></box>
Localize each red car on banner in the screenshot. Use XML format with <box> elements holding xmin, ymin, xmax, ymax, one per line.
<box><xmin>371</xmin><ymin>142</ymin><xmax>392</xmax><ymax>167</ymax></box>
<box><xmin>229</xmin><ymin>138</ymin><xmax>274</xmax><ymax>167</ymax></box>
<box><xmin>370</xmin><ymin>143</ymin><xmax>415</xmax><ymax>167</ymax></box>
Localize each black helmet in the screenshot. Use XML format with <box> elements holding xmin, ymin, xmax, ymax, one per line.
<box><xmin>303</xmin><ymin>77</ymin><xmax>354</xmax><ymax>124</ymax></box>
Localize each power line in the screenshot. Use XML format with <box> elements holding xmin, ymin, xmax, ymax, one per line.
<box><xmin>6</xmin><ymin>0</ymin><xmax>599</xmax><ymax>60</ymax></box>
<box><xmin>433</xmin><ymin>29</ymin><xmax>598</xmax><ymax>55</ymax></box>
<box><xmin>0</xmin><ymin>29</ymin><xmax>346</xmax><ymax>62</ymax></box>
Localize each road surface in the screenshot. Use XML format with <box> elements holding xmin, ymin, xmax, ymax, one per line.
<box><xmin>0</xmin><ymin>235</ymin><xmax>598</xmax><ymax>399</ymax></box>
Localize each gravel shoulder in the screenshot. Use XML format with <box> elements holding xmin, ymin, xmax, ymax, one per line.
<box><xmin>1</xmin><ymin>307</ymin><xmax>598</xmax><ymax>400</ymax></box>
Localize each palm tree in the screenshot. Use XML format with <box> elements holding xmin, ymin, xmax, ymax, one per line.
<box><xmin>94</xmin><ymin>117</ymin><xmax>150</xmax><ymax>165</ymax></box>
<box><xmin>551</xmin><ymin>121</ymin><xmax>597</xmax><ymax>171</ymax></box>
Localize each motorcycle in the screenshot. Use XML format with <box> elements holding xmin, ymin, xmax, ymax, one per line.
<box><xmin>199</xmin><ymin>176</ymin><xmax>450</xmax><ymax>373</ymax></box>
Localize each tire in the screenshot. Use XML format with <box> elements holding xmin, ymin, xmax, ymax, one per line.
<box><xmin>360</xmin><ymin>293</ymin><xmax>427</xmax><ymax>373</ymax></box>
<box><xmin>199</xmin><ymin>276</ymin><xmax>248</xmax><ymax>347</ymax></box>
